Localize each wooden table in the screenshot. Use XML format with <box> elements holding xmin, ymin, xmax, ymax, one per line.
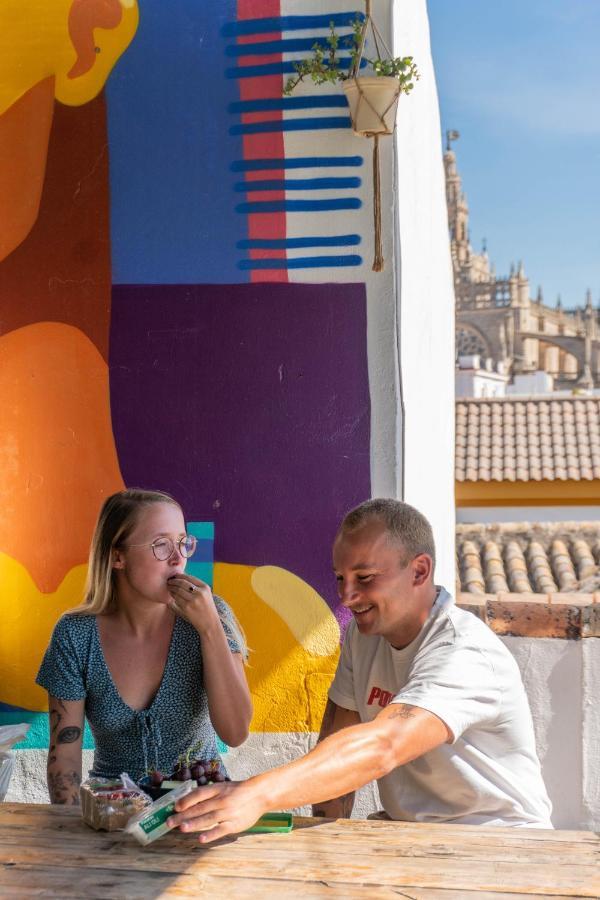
<box><xmin>0</xmin><ymin>803</ymin><xmax>598</xmax><ymax>898</ymax></box>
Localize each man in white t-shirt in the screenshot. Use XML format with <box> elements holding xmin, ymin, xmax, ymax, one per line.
<box><xmin>168</xmin><ymin>499</ymin><xmax>553</xmax><ymax>841</ymax></box>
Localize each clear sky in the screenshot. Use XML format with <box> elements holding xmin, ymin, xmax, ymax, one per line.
<box><xmin>427</xmin><ymin>0</ymin><xmax>600</xmax><ymax>309</ymax></box>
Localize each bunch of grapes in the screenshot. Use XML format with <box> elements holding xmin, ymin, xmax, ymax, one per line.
<box><xmin>140</xmin><ymin>744</ymin><xmax>230</xmax><ymax>798</ymax></box>
<box><xmin>174</xmin><ymin>756</ymin><xmax>229</xmax><ymax>786</ymax></box>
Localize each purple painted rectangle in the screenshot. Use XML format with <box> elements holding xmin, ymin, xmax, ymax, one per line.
<box><xmin>109</xmin><ymin>282</ymin><xmax>370</xmax><ymax>624</ymax></box>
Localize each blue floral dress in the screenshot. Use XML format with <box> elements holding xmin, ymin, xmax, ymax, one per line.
<box><xmin>36</xmin><ymin>597</ymin><xmax>242</xmax><ymax>781</ymax></box>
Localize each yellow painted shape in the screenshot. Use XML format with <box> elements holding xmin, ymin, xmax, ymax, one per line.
<box><xmin>0</xmin><ymin>0</ymin><xmax>139</xmax><ymax>115</ymax></box>
<box><xmin>1</xmin><ymin>555</ymin><xmax>340</xmax><ymax>729</ymax></box>
<box><xmin>0</xmin><ymin>554</ymin><xmax>87</xmax><ymax>712</ymax></box>
<box><xmin>456</xmin><ymin>478</ymin><xmax>600</xmax><ymax>506</ymax></box>
<box><xmin>250</xmin><ymin>565</ymin><xmax>340</xmax><ymax>657</ymax></box>
<box><xmin>214</xmin><ymin>563</ymin><xmax>340</xmax><ymax>733</ymax></box>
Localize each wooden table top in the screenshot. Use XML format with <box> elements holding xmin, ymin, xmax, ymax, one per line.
<box><xmin>0</xmin><ymin>803</ymin><xmax>598</xmax><ymax>899</ymax></box>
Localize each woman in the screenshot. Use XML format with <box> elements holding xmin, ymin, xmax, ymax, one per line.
<box><xmin>36</xmin><ymin>489</ymin><xmax>252</xmax><ymax>804</ymax></box>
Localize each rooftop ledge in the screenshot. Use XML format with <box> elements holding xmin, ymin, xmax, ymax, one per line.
<box><xmin>456</xmin><ymin>591</ymin><xmax>600</xmax><ymax>639</ymax></box>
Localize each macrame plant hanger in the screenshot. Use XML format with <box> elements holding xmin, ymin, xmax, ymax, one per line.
<box><xmin>345</xmin><ymin>1</ymin><xmax>401</xmax><ymax>272</ymax></box>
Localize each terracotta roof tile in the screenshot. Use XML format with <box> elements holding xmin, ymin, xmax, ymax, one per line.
<box><xmin>455</xmin><ymin>396</ymin><xmax>600</xmax><ymax>482</ymax></box>
<box><xmin>457</xmin><ymin>522</ymin><xmax>600</xmax><ymax>595</ymax></box>
<box><xmin>455</xmin><ymin>591</ymin><xmax>600</xmax><ymax>638</ymax></box>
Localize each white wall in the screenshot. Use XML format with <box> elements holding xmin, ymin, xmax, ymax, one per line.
<box><xmin>504</xmin><ymin>636</ymin><xmax>600</xmax><ymax>830</ymax></box>
<box><xmin>457</xmin><ymin>506</ymin><xmax>600</xmax><ymax>524</ymax></box>
<box><xmin>393</xmin><ymin>0</ymin><xmax>456</xmax><ymax>589</ymax></box>
<box><xmin>455</xmin><ymin>369</ymin><xmax>508</xmax><ymax>398</ymax></box>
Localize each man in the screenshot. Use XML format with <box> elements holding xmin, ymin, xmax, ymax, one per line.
<box><xmin>168</xmin><ymin>499</ymin><xmax>553</xmax><ymax>841</ymax></box>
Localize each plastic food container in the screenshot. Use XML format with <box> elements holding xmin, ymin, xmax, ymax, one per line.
<box><xmin>126</xmin><ymin>780</ymin><xmax>196</xmax><ymax>846</ymax></box>
<box><xmin>247</xmin><ymin>812</ymin><xmax>293</xmax><ymax>833</ymax></box>
<box><xmin>80</xmin><ymin>776</ymin><xmax>151</xmax><ymax>831</ymax></box>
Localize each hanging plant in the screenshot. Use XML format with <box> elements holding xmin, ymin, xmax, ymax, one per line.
<box><xmin>284</xmin><ymin>8</ymin><xmax>419</xmax><ymax>272</ymax></box>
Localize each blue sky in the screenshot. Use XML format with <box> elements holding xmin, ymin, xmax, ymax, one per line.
<box><xmin>428</xmin><ymin>0</ymin><xmax>600</xmax><ymax>309</ymax></box>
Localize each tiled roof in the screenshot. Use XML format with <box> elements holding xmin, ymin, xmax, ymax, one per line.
<box><xmin>455</xmin><ymin>396</ymin><xmax>600</xmax><ymax>482</ymax></box>
<box><xmin>456</xmin><ymin>522</ymin><xmax>600</xmax><ymax>595</ymax></box>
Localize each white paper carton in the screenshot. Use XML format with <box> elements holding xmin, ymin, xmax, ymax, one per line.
<box><xmin>125</xmin><ymin>780</ymin><xmax>196</xmax><ymax>846</ymax></box>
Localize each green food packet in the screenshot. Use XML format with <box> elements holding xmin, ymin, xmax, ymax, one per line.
<box><xmin>126</xmin><ymin>780</ymin><xmax>196</xmax><ymax>846</ymax></box>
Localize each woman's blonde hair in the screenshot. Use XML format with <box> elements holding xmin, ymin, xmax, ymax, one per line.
<box><xmin>69</xmin><ymin>488</ymin><xmax>179</xmax><ymax>616</ymax></box>
<box><xmin>67</xmin><ymin>489</ymin><xmax>248</xmax><ymax>657</ymax></box>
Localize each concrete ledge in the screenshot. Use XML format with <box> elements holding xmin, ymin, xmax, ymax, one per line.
<box><xmin>456</xmin><ymin>591</ymin><xmax>600</xmax><ymax>639</ymax></box>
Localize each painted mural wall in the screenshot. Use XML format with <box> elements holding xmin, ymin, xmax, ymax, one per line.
<box><xmin>1</xmin><ymin>0</ymin><xmax>454</xmax><ymax>800</ymax></box>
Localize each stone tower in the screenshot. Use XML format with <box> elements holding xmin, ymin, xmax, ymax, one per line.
<box><xmin>446</xmin><ymin>133</ymin><xmax>599</xmax><ymax>387</ymax></box>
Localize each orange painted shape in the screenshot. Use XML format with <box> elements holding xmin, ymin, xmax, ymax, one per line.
<box><xmin>68</xmin><ymin>0</ymin><xmax>123</xmax><ymax>79</ymax></box>
<box><xmin>0</xmin><ymin>322</ymin><xmax>125</xmax><ymax>592</ymax></box>
<box><xmin>0</xmin><ymin>78</ymin><xmax>54</xmax><ymax>262</ymax></box>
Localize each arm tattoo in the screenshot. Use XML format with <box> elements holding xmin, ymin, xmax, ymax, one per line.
<box><xmin>48</xmin><ymin>770</ymin><xmax>81</xmax><ymax>806</ymax></box>
<box><xmin>388</xmin><ymin>704</ymin><xmax>416</xmax><ymax>721</ymax></box>
<box><xmin>57</xmin><ymin>726</ymin><xmax>81</xmax><ymax>744</ymax></box>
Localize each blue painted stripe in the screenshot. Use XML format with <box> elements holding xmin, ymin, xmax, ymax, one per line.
<box><xmin>231</xmin><ymin>156</ymin><xmax>363</xmax><ymax>171</ymax></box>
<box><xmin>186</xmin><ymin>561</ymin><xmax>214</xmax><ymax>588</ymax></box>
<box><xmin>187</xmin><ymin>521</ymin><xmax>215</xmax><ymax>540</ymax></box>
<box><xmin>222</xmin><ymin>13</ymin><xmax>363</xmax><ymax>37</ymax></box>
<box><xmin>228</xmin><ymin>94</ymin><xmax>347</xmax><ymax>113</ymax></box>
<box><xmin>238</xmin><ymin>255</ymin><xmax>362</xmax><ymax>270</ymax></box>
<box><xmin>186</xmin><ymin>522</ymin><xmax>213</xmax><ymax>585</ymax></box>
<box><xmin>236</xmin><ymin>177</ymin><xmax>361</xmax><ymax>192</ymax></box>
<box><xmin>225</xmin><ymin>35</ymin><xmax>357</xmax><ymax>57</ymax></box>
<box><xmin>226</xmin><ymin>56</ymin><xmax>362</xmax><ymax>79</ymax></box>
<box><xmin>236</xmin><ymin>199</ymin><xmax>361</xmax><ymax>213</ymax></box>
<box><xmin>237</xmin><ymin>235</ymin><xmax>361</xmax><ymax>249</ymax></box>
<box><xmin>230</xmin><ymin>116</ymin><xmax>351</xmax><ymax>135</ymax></box>
<box><xmin>189</xmin><ymin>538</ymin><xmax>214</xmax><ymax>562</ymax></box>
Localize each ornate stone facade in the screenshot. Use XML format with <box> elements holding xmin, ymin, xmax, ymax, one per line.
<box><xmin>445</xmin><ymin>135</ymin><xmax>600</xmax><ymax>388</ymax></box>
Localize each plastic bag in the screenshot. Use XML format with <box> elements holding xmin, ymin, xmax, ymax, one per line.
<box><xmin>0</xmin><ymin>723</ymin><xmax>30</xmax><ymax>802</ymax></box>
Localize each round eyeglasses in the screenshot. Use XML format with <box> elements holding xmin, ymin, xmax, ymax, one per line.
<box><xmin>126</xmin><ymin>535</ymin><xmax>197</xmax><ymax>561</ymax></box>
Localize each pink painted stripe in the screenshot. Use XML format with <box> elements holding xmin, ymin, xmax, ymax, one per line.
<box><xmin>237</xmin><ymin>0</ymin><xmax>287</xmax><ymax>282</ymax></box>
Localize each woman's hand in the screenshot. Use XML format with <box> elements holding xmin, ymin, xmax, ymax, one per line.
<box><xmin>168</xmin><ymin>575</ymin><xmax>253</xmax><ymax>747</ymax></box>
<box><xmin>166</xmin><ymin>574</ymin><xmax>220</xmax><ymax>633</ymax></box>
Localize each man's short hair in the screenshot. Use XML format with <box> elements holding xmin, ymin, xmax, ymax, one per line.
<box><xmin>339</xmin><ymin>498</ymin><xmax>436</xmax><ymax>570</ymax></box>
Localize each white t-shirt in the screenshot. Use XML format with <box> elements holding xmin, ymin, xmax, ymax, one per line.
<box><xmin>329</xmin><ymin>587</ymin><xmax>553</xmax><ymax>827</ymax></box>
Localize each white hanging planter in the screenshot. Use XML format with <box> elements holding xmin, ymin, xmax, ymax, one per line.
<box><xmin>343</xmin><ymin>76</ymin><xmax>401</xmax><ymax>137</ymax></box>
<box><xmin>281</xmin><ymin>2</ymin><xmax>419</xmax><ymax>272</ymax></box>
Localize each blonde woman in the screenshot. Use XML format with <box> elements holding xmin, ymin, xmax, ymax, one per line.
<box><xmin>36</xmin><ymin>489</ymin><xmax>252</xmax><ymax>805</ymax></box>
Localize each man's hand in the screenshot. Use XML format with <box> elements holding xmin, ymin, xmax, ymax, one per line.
<box><xmin>167</xmin><ymin>702</ymin><xmax>451</xmax><ymax>843</ymax></box>
<box><xmin>167</xmin><ymin>780</ymin><xmax>267</xmax><ymax>844</ymax></box>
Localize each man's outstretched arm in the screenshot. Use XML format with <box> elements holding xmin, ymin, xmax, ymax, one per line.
<box><xmin>311</xmin><ymin>698</ymin><xmax>361</xmax><ymax>819</ymax></box>
<box><xmin>168</xmin><ymin>702</ymin><xmax>451</xmax><ymax>842</ymax></box>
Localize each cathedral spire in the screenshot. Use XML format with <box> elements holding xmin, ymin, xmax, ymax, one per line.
<box><xmin>443</xmin><ymin>132</ymin><xmax>470</xmax><ymax>270</ymax></box>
